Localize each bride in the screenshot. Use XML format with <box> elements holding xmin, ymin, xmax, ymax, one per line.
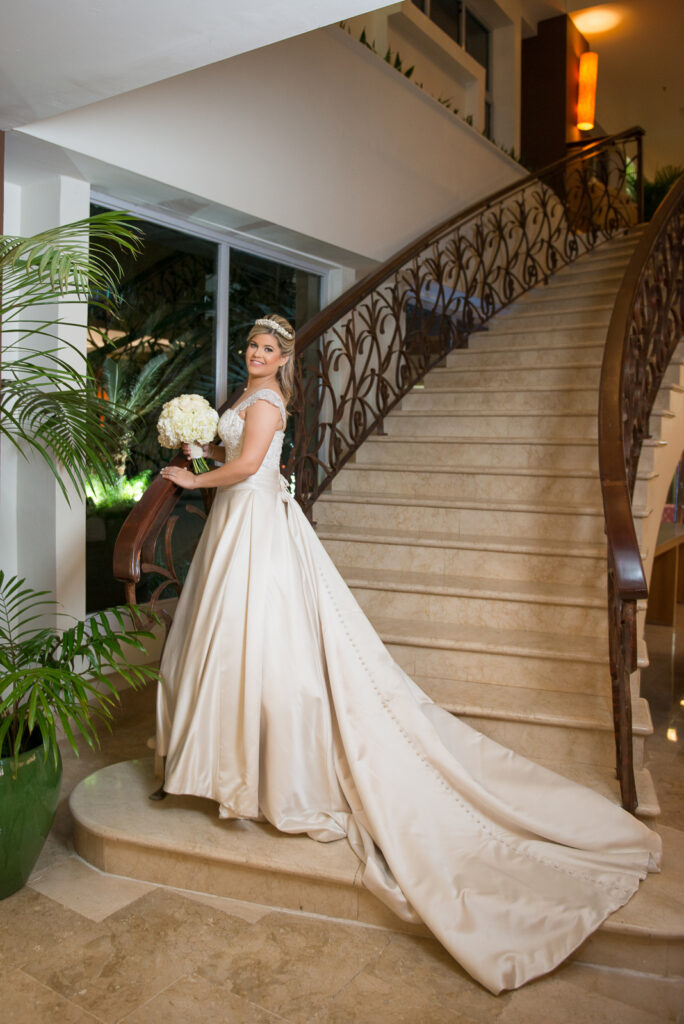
<box><xmin>157</xmin><ymin>314</ymin><xmax>661</xmax><ymax>995</ymax></box>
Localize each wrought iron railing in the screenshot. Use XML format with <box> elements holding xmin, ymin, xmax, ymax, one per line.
<box><xmin>114</xmin><ymin>130</ymin><xmax>647</xmax><ymax>787</ymax></box>
<box><xmin>599</xmin><ymin>172</ymin><xmax>684</xmax><ymax>812</ymax></box>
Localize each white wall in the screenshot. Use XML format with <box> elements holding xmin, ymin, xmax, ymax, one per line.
<box><xmin>1</xmin><ymin>173</ymin><xmax>89</xmax><ymax>622</ymax></box>
<box><xmin>18</xmin><ymin>25</ymin><xmax>525</xmax><ymax>264</ymax></box>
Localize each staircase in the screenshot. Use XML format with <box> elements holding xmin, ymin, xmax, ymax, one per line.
<box><xmin>315</xmin><ymin>226</ymin><xmax>661</xmax><ymax>816</ymax></box>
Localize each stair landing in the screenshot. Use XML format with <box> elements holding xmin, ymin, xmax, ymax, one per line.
<box><xmin>70</xmin><ymin>758</ymin><xmax>684</xmax><ymax>980</ymax></box>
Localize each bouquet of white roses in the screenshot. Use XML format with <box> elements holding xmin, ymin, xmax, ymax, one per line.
<box><xmin>157</xmin><ymin>394</ymin><xmax>219</xmax><ymax>474</ymax></box>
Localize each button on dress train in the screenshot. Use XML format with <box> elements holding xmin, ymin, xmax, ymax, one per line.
<box><xmin>156</xmin><ymin>389</ymin><xmax>661</xmax><ymax>994</ymax></box>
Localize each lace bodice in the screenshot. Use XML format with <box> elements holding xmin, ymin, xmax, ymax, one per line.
<box><xmin>217</xmin><ymin>389</ymin><xmax>286</xmax><ymax>473</ymax></box>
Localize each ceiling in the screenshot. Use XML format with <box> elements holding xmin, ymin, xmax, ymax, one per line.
<box><xmin>556</xmin><ymin>0</ymin><xmax>683</xmax><ymax>176</ymax></box>
<box><xmin>1</xmin><ymin>1</ymin><xmax>680</xmax><ymax>179</ymax></box>
<box><xmin>0</xmin><ymin>0</ymin><xmax>397</xmax><ymax>129</ymax></box>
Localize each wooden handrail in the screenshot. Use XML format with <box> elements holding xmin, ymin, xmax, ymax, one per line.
<box><xmin>598</xmin><ymin>171</ymin><xmax>684</xmax><ymax>811</ymax></box>
<box><xmin>292</xmin><ymin>126</ymin><xmax>645</xmax><ymax>357</ymax></box>
<box><xmin>114</xmin><ymin>126</ymin><xmax>645</xmax><ymax>605</ymax></box>
<box><xmin>600</xmin><ymin>172</ymin><xmax>684</xmax><ymax>600</ymax></box>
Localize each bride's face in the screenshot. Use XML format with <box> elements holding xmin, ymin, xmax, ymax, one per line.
<box><xmin>246</xmin><ymin>334</ymin><xmax>287</xmax><ymax>379</ymax></box>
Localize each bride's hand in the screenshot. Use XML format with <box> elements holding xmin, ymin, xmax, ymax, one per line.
<box><xmin>181</xmin><ymin>443</ymin><xmax>210</xmax><ymax>460</ymax></box>
<box><xmin>161</xmin><ymin>465</ymin><xmax>198</xmax><ymax>489</ymax></box>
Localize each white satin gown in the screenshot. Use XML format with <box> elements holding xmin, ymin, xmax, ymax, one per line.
<box><xmin>157</xmin><ymin>388</ymin><xmax>661</xmax><ymax>994</ymax></box>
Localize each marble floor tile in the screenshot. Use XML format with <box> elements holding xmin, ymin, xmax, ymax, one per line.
<box><xmin>497</xmin><ymin>971</ymin><xmax>670</xmax><ymax>1024</ymax></box>
<box><xmin>0</xmin><ymin>887</ymin><xmax>105</xmax><ymax>969</ymax></box>
<box><xmin>558</xmin><ymin>962</ymin><xmax>684</xmax><ymax>1022</ymax></box>
<box><xmin>331</xmin><ymin>933</ymin><xmax>507</xmax><ymax>1019</ymax></box>
<box><xmin>309</xmin><ymin>931</ymin><xmax>506</xmax><ymax>1024</ymax></box>
<box><xmin>121</xmin><ymin>972</ymin><xmax>283</xmax><ymax>1024</ymax></box>
<box><xmin>173</xmin><ymin>887</ymin><xmax>273</xmax><ymax>924</ymax></box>
<box><xmin>29</xmin><ymin>856</ymin><xmax>156</xmax><ymax>922</ymax></box>
<box><xmin>21</xmin><ymin>887</ymin><xmax>251</xmax><ymax>1023</ymax></box>
<box><xmin>0</xmin><ymin>964</ymin><xmax>103</xmax><ymax>1024</ymax></box>
<box><xmin>195</xmin><ymin>909</ymin><xmax>392</xmax><ymax>1023</ymax></box>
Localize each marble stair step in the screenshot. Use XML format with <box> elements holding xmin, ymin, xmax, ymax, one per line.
<box><xmin>468</xmin><ymin>327</ymin><xmax>607</xmax><ymax>348</ymax></box>
<box><xmin>333</xmin><ymin>462</ymin><xmax>603</xmax><ymax>504</ymax></box>
<box><xmin>71</xmin><ymin>760</ymin><xmax>683</xmax><ymax>974</ymax></box>
<box><xmin>534</xmin><ymin>762</ymin><xmax>660</xmax><ymax>820</ymax></box>
<box><xmin>552</xmin><ymin>252</ymin><xmax>637</xmax><ymax>275</ymax></box>
<box><xmin>314</xmin><ymin>490</ymin><xmax>629</xmax><ymax>542</ymax></box>
<box><xmin>414</xmin><ymin>676</ymin><xmax>652</xmax><ymax>767</ymax></box>
<box><xmin>374</xmin><ymin>615</ymin><xmax>612</xmax><ymax>693</ymax></box>
<box><xmin>423</xmin><ymin>364</ymin><xmax>602</xmax><ymax>388</ymax></box>
<box><xmin>491</xmin><ymin>304</ymin><xmax>614</xmax><ymax>330</ymax></box>
<box><xmin>401</xmin><ymin>385</ymin><xmax>600</xmax><ymax>413</ymax></box>
<box><xmin>317</xmin><ymin>523</ymin><xmax>607</xmax><ymax>587</ymax></box>
<box><xmin>353</xmin><ymin>435</ymin><xmax>600</xmax><ymax>470</ymax></box>
<box><xmin>384</xmin><ymin>409</ymin><xmax>672</xmax><ymax>441</ymax></box>
<box><xmin>384</xmin><ymin>409</ymin><xmax>599</xmax><ymax>439</ymax></box>
<box><xmin>344</xmin><ymin>565</ymin><xmax>607</xmax><ymax>637</ymax></box>
<box><xmin>445</xmin><ymin>343</ymin><xmax>604</xmax><ymax>368</ymax></box>
<box><xmin>333</xmin><ymin>462</ymin><xmax>656</xmax><ymax>509</ymax></box>
<box><xmin>514</xmin><ymin>282</ymin><xmax>624</xmax><ymax>305</ymax></box>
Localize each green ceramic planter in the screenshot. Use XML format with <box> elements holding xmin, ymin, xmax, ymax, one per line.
<box><xmin>0</xmin><ymin>741</ymin><xmax>62</xmax><ymax>899</ymax></box>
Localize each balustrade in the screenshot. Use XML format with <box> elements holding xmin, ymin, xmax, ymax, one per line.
<box><xmin>113</xmin><ymin>127</ymin><xmax>668</xmax><ymax>813</ymax></box>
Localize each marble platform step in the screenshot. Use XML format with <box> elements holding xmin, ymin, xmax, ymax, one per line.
<box><xmin>315</xmin><ymin>490</ymin><xmax>631</xmax><ymax>542</ymax></box>
<box><xmin>343</xmin><ymin>565</ymin><xmax>607</xmax><ymax>638</ymax></box>
<box><xmin>445</xmin><ymin>343</ymin><xmax>604</xmax><ymax>368</ymax></box>
<box><xmin>423</xmin><ymin>364</ymin><xmax>602</xmax><ymax>389</ymax></box>
<box><xmin>401</xmin><ymin>386</ymin><xmax>601</xmax><ymax>413</ymax></box>
<box><xmin>333</xmin><ymin>462</ymin><xmax>603</xmax><ymax>504</ymax></box>
<box><xmin>353</xmin><ymin>435</ymin><xmax>600</xmax><ymax>470</ymax></box>
<box><xmin>71</xmin><ymin>759</ymin><xmax>682</xmax><ymax>978</ymax></box>
<box><xmin>317</xmin><ymin>523</ymin><xmax>607</xmax><ymax>587</ymax></box>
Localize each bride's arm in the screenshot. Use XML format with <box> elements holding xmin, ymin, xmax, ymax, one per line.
<box><xmin>162</xmin><ymin>401</ymin><xmax>283</xmax><ymax>490</ymax></box>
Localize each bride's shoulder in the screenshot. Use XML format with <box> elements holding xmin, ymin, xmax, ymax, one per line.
<box><xmin>240</xmin><ymin>389</ymin><xmax>287</xmax><ymax>427</ymax></box>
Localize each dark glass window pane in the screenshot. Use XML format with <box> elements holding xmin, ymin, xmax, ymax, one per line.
<box><xmin>227</xmin><ymin>248</ymin><xmax>320</xmax><ymax>395</ymax></box>
<box><xmin>484</xmin><ymin>99</ymin><xmax>492</xmax><ymax>139</ymax></box>
<box><xmin>431</xmin><ymin>0</ymin><xmax>463</xmax><ymax>45</ymax></box>
<box><xmin>228</xmin><ymin>248</ymin><xmax>321</xmax><ymax>478</ymax></box>
<box><xmin>86</xmin><ymin>205</ymin><xmax>218</xmax><ymax>612</ymax></box>
<box><xmin>466</xmin><ymin>9</ymin><xmax>490</xmax><ymax>88</ymax></box>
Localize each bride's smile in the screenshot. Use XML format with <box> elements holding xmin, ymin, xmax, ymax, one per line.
<box><xmin>246</xmin><ymin>337</ymin><xmax>287</xmax><ymax>381</ymax></box>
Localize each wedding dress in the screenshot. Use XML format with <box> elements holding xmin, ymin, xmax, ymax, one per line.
<box><xmin>156</xmin><ymin>388</ymin><xmax>661</xmax><ymax>994</ymax></box>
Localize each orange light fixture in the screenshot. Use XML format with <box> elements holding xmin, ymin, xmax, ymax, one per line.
<box><xmin>577</xmin><ymin>51</ymin><xmax>598</xmax><ymax>130</ymax></box>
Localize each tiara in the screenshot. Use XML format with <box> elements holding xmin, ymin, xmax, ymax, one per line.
<box><xmin>254</xmin><ymin>318</ymin><xmax>294</xmax><ymax>341</ymax></box>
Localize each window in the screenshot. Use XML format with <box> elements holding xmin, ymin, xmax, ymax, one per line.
<box><xmin>85</xmin><ymin>204</ymin><xmax>321</xmax><ymax>612</ymax></box>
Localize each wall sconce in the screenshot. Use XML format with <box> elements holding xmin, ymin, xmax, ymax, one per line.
<box><xmin>577</xmin><ymin>51</ymin><xmax>599</xmax><ymax>131</ymax></box>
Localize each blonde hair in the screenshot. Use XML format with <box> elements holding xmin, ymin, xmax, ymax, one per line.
<box><xmin>246</xmin><ymin>314</ymin><xmax>296</xmax><ymax>406</ymax></box>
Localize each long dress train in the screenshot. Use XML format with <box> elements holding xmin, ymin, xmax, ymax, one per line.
<box><xmin>156</xmin><ymin>388</ymin><xmax>661</xmax><ymax>995</ymax></box>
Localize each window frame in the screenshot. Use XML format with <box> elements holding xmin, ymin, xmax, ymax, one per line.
<box><xmin>91</xmin><ymin>190</ymin><xmax>333</xmax><ymax>408</ymax></box>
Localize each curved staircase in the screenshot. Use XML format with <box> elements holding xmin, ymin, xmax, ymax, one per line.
<box><xmin>315</xmin><ymin>226</ymin><xmax>660</xmax><ymax>816</ymax></box>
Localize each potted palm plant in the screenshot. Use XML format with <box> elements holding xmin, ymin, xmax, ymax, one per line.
<box><xmin>0</xmin><ymin>210</ymin><xmax>159</xmax><ymax>898</ymax></box>
<box><xmin>0</xmin><ymin>572</ymin><xmax>158</xmax><ymax>898</ymax></box>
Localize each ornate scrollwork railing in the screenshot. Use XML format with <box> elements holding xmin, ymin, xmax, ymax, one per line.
<box><xmin>599</xmin><ymin>172</ymin><xmax>684</xmax><ymax>812</ymax></box>
<box><xmin>114</xmin><ymin>131</ymin><xmax>647</xmax><ymax>783</ymax></box>
<box><xmin>286</xmin><ymin>128</ymin><xmax>643</xmax><ymax>511</ymax></box>
<box><xmin>115</xmin><ymin>126</ymin><xmax>643</xmax><ymax>602</ymax></box>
